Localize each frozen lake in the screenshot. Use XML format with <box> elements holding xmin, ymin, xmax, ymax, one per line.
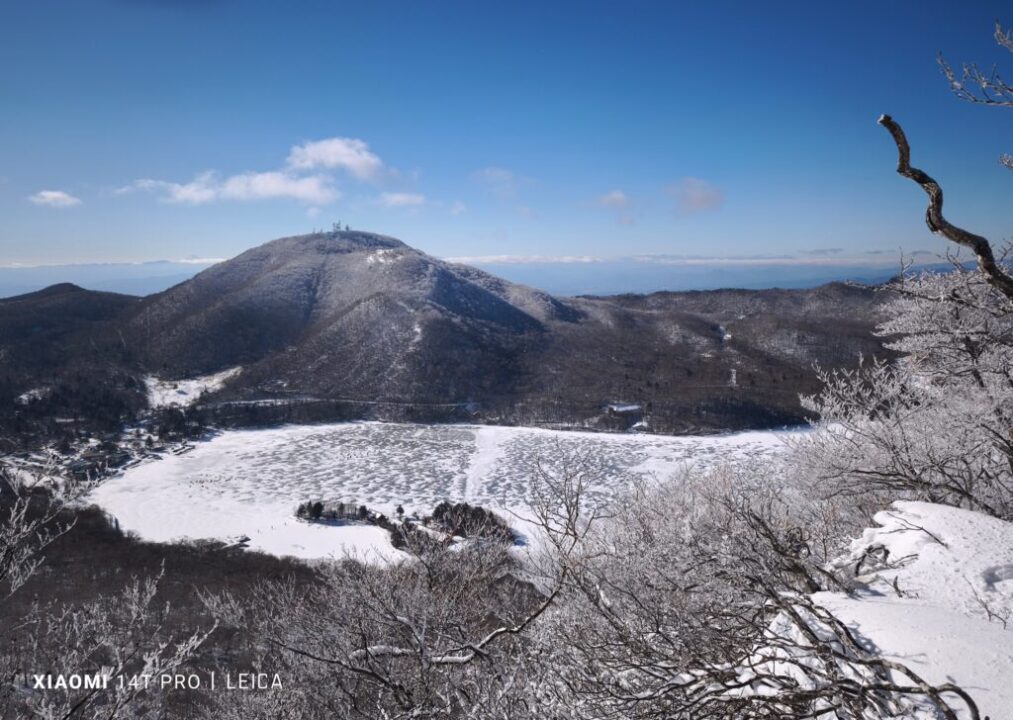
<box><xmin>89</xmin><ymin>422</ymin><xmax>800</xmax><ymax>560</ymax></box>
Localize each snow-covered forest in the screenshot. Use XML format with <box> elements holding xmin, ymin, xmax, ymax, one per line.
<box><xmin>198</xmin><ymin>258</ymin><xmax>1013</xmax><ymax>719</ymax></box>
<box><xmin>3</xmin><ymin>15</ymin><xmax>1013</xmax><ymax>720</ymax></box>
<box><xmin>7</xmin><ymin>250</ymin><xmax>1013</xmax><ymax>719</ymax></box>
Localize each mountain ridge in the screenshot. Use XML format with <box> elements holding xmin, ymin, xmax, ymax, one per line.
<box><xmin>1</xmin><ymin>231</ymin><xmax>893</xmax><ymax>435</ymax></box>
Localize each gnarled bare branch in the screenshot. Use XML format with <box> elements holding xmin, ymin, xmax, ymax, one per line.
<box><xmin>878</xmin><ymin>114</ymin><xmax>1013</xmax><ymax>301</ymax></box>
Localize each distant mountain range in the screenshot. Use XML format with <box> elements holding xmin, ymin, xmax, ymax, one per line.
<box><xmin>0</xmin><ymin>250</ymin><xmax>958</xmax><ymax>300</ymax></box>
<box><xmin>463</xmin><ymin>257</ymin><xmax>959</xmax><ymax>296</ymax></box>
<box><xmin>0</xmin><ymin>231</ymin><xmax>896</xmax><ymax>435</ymax></box>
<box><xmin>0</xmin><ymin>260</ymin><xmax>217</xmax><ymax>300</ymax></box>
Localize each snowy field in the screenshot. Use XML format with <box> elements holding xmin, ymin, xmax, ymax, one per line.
<box><xmin>84</xmin><ymin>423</ymin><xmax>1013</xmax><ymax>716</ymax></box>
<box><xmin>88</xmin><ymin>422</ymin><xmax>799</xmax><ymax>560</ymax></box>
<box><xmin>819</xmin><ymin>501</ymin><xmax>1013</xmax><ymax>720</ymax></box>
<box><xmin>145</xmin><ymin>367</ymin><xmax>242</xmax><ymax>408</ymax></box>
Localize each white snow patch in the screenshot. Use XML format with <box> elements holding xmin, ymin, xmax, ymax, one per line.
<box><xmin>145</xmin><ymin>367</ymin><xmax>242</xmax><ymax>408</ymax></box>
<box><xmin>815</xmin><ymin>501</ymin><xmax>1013</xmax><ymax>720</ymax></box>
<box><xmin>15</xmin><ymin>387</ymin><xmax>49</xmax><ymax>405</ymax></box>
<box><xmin>366</xmin><ymin>249</ymin><xmax>398</xmax><ymax>265</ymax></box>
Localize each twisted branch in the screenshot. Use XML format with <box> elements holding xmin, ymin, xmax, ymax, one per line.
<box><xmin>878</xmin><ymin>114</ymin><xmax>1013</xmax><ymax>301</ymax></box>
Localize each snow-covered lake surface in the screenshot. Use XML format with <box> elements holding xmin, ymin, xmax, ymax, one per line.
<box><xmin>88</xmin><ymin>422</ymin><xmax>799</xmax><ymax>560</ymax></box>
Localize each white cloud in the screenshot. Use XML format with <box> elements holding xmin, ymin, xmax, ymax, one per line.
<box><xmin>379</xmin><ymin>192</ymin><xmax>425</xmax><ymax>208</ymax></box>
<box><xmin>596</xmin><ymin>189</ymin><xmax>634</xmax><ymax>224</ymax></box>
<box><xmin>220</xmin><ymin>171</ymin><xmax>337</xmax><ymax>203</ymax></box>
<box><xmin>596</xmin><ymin>189</ymin><xmax>629</xmax><ymax>208</ymax></box>
<box><xmin>122</xmin><ymin>171</ymin><xmax>338</xmax><ymax>205</ymax></box>
<box><xmin>305</xmin><ymin>206</ymin><xmax>321</xmax><ymax>219</ymax></box>
<box><xmin>119</xmin><ymin>135</ymin><xmax>390</xmax><ymax>208</ymax></box>
<box><xmin>473</xmin><ymin>166</ymin><xmax>519</xmax><ymax>198</ymax></box>
<box><xmin>178</xmin><ymin>256</ymin><xmax>227</xmax><ymax>264</ymax></box>
<box><xmin>118</xmin><ymin>174</ymin><xmax>213</xmax><ymax>203</ymax></box>
<box><xmin>629</xmin><ymin>253</ymin><xmax>895</xmax><ymax>267</ymax></box>
<box><xmin>450</xmin><ymin>200</ymin><xmax>466</xmax><ymax>216</ymax></box>
<box><xmin>124</xmin><ymin>173</ymin><xmax>218</xmax><ymax>204</ymax></box>
<box><xmin>28</xmin><ymin>190</ymin><xmax>82</xmax><ymax>208</ymax></box>
<box><xmin>445</xmin><ymin>254</ymin><xmax>603</xmax><ymax>265</ymax></box>
<box><xmin>474</xmin><ymin>166</ymin><xmax>514</xmax><ymax>184</ymax></box>
<box><xmin>447</xmin><ymin>252</ymin><xmax>922</xmax><ymax>269</ymax></box>
<box><xmin>665</xmin><ymin>177</ymin><xmax>724</xmax><ymax>214</ymax></box>
<box><xmin>286</xmin><ymin>137</ymin><xmax>384</xmax><ymax>181</ymax></box>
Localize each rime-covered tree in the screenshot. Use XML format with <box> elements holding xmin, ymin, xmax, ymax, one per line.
<box><xmin>793</xmin><ymin>46</ymin><xmax>1013</xmax><ymax>519</ymax></box>
<box><xmin>0</xmin><ymin>465</ymin><xmax>213</xmax><ymax>720</ymax></box>
<box><xmin>939</xmin><ymin>21</ymin><xmax>1013</xmax><ymax>169</ymax></box>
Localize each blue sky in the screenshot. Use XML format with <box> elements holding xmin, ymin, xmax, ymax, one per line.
<box><xmin>1</xmin><ymin>0</ymin><xmax>1010</xmax><ymax>271</ymax></box>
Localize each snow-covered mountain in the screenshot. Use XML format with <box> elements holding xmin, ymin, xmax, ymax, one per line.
<box><xmin>3</xmin><ymin>230</ymin><xmax>892</xmax><ymax>433</ymax></box>
<box><xmin>121</xmin><ymin>230</ymin><xmax>890</xmax><ymax>430</ymax></box>
<box><xmin>123</xmin><ymin>231</ymin><xmax>573</xmax><ymax>410</ymax></box>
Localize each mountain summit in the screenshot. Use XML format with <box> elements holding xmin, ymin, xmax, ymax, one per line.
<box><xmin>126</xmin><ymin>231</ymin><xmax>580</xmax><ymax>406</ymax></box>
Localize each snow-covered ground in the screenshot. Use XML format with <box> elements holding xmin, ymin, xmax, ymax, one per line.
<box><xmin>82</xmin><ymin>422</ymin><xmax>1013</xmax><ymax>714</ymax></box>
<box><xmin>145</xmin><ymin>367</ymin><xmax>242</xmax><ymax>408</ymax></box>
<box><xmin>87</xmin><ymin>422</ymin><xmax>799</xmax><ymax>560</ymax></box>
<box><xmin>817</xmin><ymin>501</ymin><xmax>1013</xmax><ymax>720</ymax></box>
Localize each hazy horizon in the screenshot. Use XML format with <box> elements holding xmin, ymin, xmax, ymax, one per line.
<box><xmin>0</xmin><ymin>239</ymin><xmax>955</xmax><ymax>299</ymax></box>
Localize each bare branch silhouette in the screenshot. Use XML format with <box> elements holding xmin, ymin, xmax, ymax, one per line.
<box><xmin>878</xmin><ymin>114</ymin><xmax>1013</xmax><ymax>301</ymax></box>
